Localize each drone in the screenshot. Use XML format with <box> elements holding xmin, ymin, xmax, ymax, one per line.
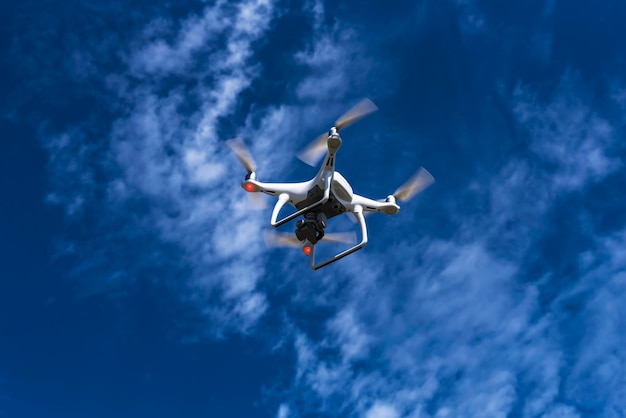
<box><xmin>226</xmin><ymin>98</ymin><xmax>434</xmax><ymax>270</ymax></box>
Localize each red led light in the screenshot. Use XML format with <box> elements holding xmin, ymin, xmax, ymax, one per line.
<box><xmin>243</xmin><ymin>182</ymin><xmax>256</xmax><ymax>192</ymax></box>
<box><xmin>302</xmin><ymin>246</ymin><xmax>312</xmax><ymax>256</ymax></box>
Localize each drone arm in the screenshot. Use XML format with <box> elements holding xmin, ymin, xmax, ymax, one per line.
<box><xmin>349</xmin><ymin>193</ymin><xmax>401</xmax><ymax>215</ymax></box>
<box><xmin>309</xmin><ymin>205</ymin><xmax>368</xmax><ymax>270</ymax></box>
<box><xmin>244</xmin><ymin>179</ymin><xmax>312</xmax><ymax>199</ymax></box>
<box><xmin>269</xmin><ymin>174</ymin><xmax>332</xmax><ymax>228</ymax></box>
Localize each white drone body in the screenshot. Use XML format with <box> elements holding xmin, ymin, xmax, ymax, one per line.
<box><xmin>226</xmin><ymin>99</ymin><xmax>434</xmax><ymax>270</ymax></box>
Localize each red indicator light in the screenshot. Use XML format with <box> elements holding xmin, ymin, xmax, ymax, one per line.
<box><xmin>244</xmin><ymin>182</ymin><xmax>256</xmax><ymax>192</ymax></box>
<box><xmin>302</xmin><ymin>246</ymin><xmax>312</xmax><ymax>256</ymax></box>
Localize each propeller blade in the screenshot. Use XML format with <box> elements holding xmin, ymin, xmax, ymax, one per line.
<box><xmin>263</xmin><ymin>230</ymin><xmax>357</xmax><ymax>248</ymax></box>
<box><xmin>335</xmin><ymin>98</ymin><xmax>378</xmax><ymax>131</ymax></box>
<box><xmin>297</xmin><ymin>99</ymin><xmax>378</xmax><ymax>167</ymax></box>
<box><xmin>263</xmin><ymin>231</ymin><xmax>301</xmax><ymax>248</ymax></box>
<box><xmin>225</xmin><ymin>138</ymin><xmax>257</xmax><ymax>173</ymax></box>
<box><xmin>393</xmin><ymin>167</ymin><xmax>435</xmax><ymax>202</ymax></box>
<box><xmin>297</xmin><ymin>132</ymin><xmax>328</xmax><ymax>166</ymax></box>
<box><xmin>321</xmin><ymin>231</ymin><xmax>357</xmax><ymax>245</ymax></box>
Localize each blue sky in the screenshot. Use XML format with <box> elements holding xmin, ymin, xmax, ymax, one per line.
<box><xmin>2</xmin><ymin>0</ymin><xmax>626</xmax><ymax>417</ymax></box>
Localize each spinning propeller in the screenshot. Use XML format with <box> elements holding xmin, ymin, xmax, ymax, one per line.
<box><xmin>264</xmin><ymin>230</ymin><xmax>357</xmax><ymax>248</ymax></box>
<box><xmin>298</xmin><ymin>98</ymin><xmax>378</xmax><ymax>166</ymax></box>
<box><xmin>393</xmin><ymin>167</ymin><xmax>435</xmax><ymax>202</ymax></box>
<box><xmin>225</xmin><ymin>137</ymin><xmax>257</xmax><ymax>173</ymax></box>
<box><xmin>225</xmin><ymin>138</ymin><xmax>267</xmax><ymax>209</ymax></box>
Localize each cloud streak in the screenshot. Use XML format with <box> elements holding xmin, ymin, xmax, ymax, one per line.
<box><xmin>43</xmin><ymin>0</ymin><xmax>282</xmax><ymax>333</ymax></box>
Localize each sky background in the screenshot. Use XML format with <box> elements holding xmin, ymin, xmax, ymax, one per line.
<box><xmin>2</xmin><ymin>0</ymin><xmax>626</xmax><ymax>417</ymax></box>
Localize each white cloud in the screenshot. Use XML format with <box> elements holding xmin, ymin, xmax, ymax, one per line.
<box><xmin>43</xmin><ymin>0</ymin><xmax>280</xmax><ymax>333</ymax></box>
<box><xmin>513</xmin><ymin>74</ymin><xmax>620</xmax><ymax>189</ymax></box>
<box><xmin>130</xmin><ymin>3</ymin><xmax>229</xmax><ymax>75</ymax></box>
<box><xmin>293</xmin><ymin>2</ymin><xmax>372</xmax><ymax>104</ymax></box>
<box><xmin>366</xmin><ymin>402</ymin><xmax>399</xmax><ymax>418</ymax></box>
<box><xmin>555</xmin><ymin>228</ymin><xmax>626</xmax><ymax>415</ymax></box>
<box><xmin>276</xmin><ymin>403</ymin><xmax>290</xmax><ymax>418</ymax></box>
<box><xmin>285</xmin><ymin>239</ymin><xmax>561</xmax><ymax>416</ymax></box>
<box><xmin>327</xmin><ymin>307</ymin><xmax>371</xmax><ymax>362</ymax></box>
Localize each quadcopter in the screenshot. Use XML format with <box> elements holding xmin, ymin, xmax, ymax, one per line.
<box><xmin>226</xmin><ymin>98</ymin><xmax>434</xmax><ymax>270</ymax></box>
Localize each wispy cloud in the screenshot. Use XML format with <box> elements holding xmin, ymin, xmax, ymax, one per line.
<box><xmin>43</xmin><ymin>0</ymin><xmax>281</xmax><ymax>333</ymax></box>
<box><xmin>276</xmin><ymin>403</ymin><xmax>290</xmax><ymax>418</ymax></box>
<box><xmin>513</xmin><ymin>74</ymin><xmax>620</xmax><ymax>190</ymax></box>
<box><xmin>129</xmin><ymin>4</ymin><xmax>230</xmax><ymax>75</ymax></box>
<box><xmin>365</xmin><ymin>402</ymin><xmax>400</xmax><ymax>418</ymax></box>
<box><xmin>555</xmin><ymin>228</ymin><xmax>626</xmax><ymax>414</ymax></box>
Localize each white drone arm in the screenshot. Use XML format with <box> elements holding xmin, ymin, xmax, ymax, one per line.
<box><xmin>242</xmin><ymin>177</ymin><xmax>311</xmax><ymax>199</ymax></box>
<box><xmin>348</xmin><ymin>193</ymin><xmax>401</xmax><ymax>215</ymax></box>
